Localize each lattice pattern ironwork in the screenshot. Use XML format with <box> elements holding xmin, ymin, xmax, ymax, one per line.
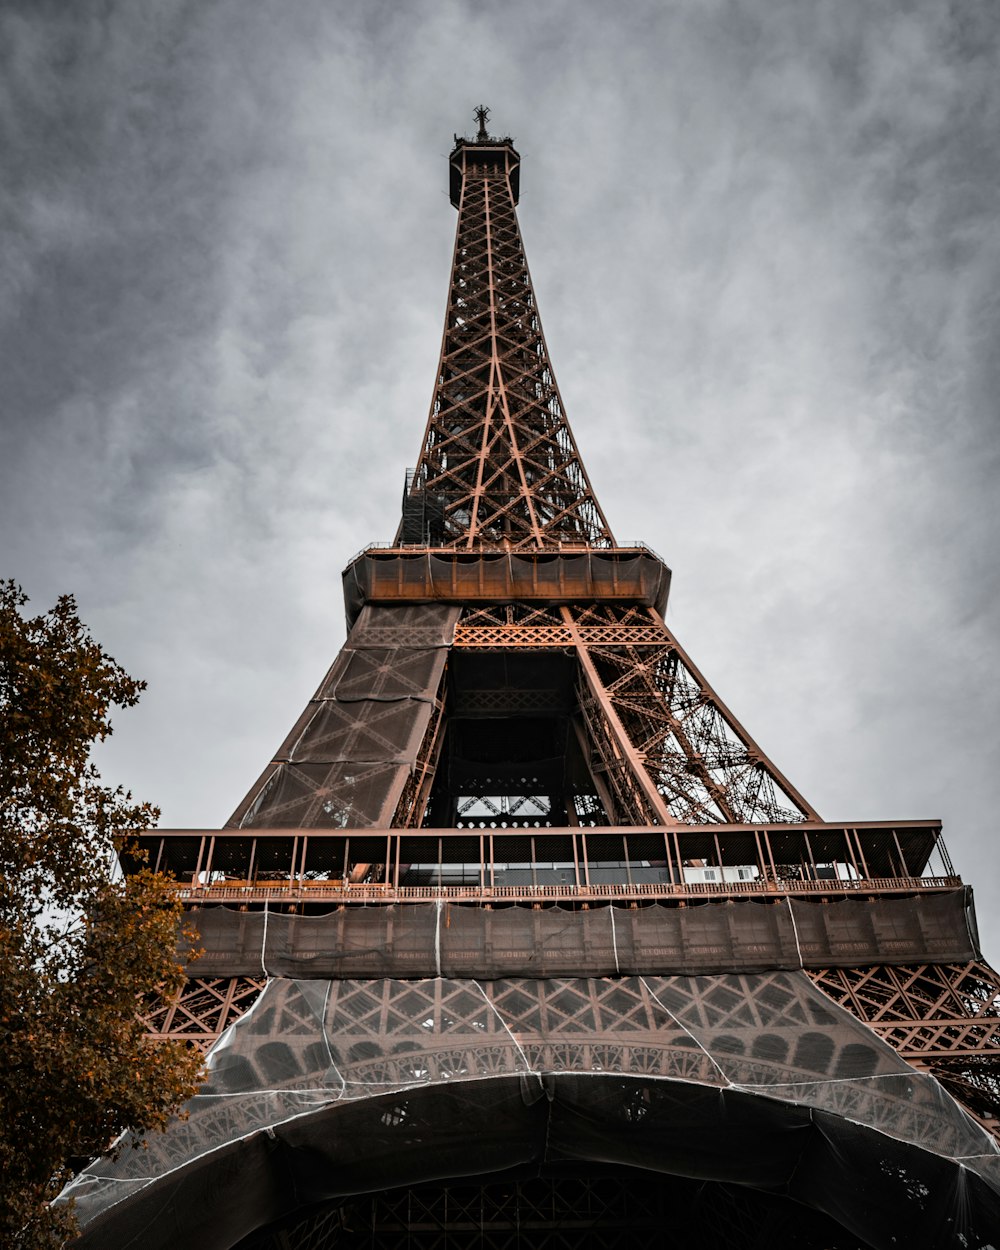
<box><xmin>148</xmin><ymin>959</ymin><xmax>1000</xmax><ymax>1145</ymax></box>
<box><xmin>143</xmin><ymin>976</ymin><xmax>266</xmax><ymax>1053</ymax></box>
<box><xmin>114</xmin><ymin>970</ymin><xmax>998</xmax><ymax>1184</ymax></box>
<box><xmin>807</xmin><ymin>961</ymin><xmax>1000</xmax><ymax>1055</ymax></box>
<box><xmin>932</xmin><ymin>1062</ymin><xmax>1000</xmax><ymax>1136</ymax></box>
<box><xmin>399</xmin><ymin>137</ymin><xmax>612</xmax><ymax>549</ymax></box>
<box><xmin>456</xmin><ymin>602</ymin><xmax>674</xmax><ymax>648</ymax></box>
<box><xmin>566</xmin><ymin>606</ymin><xmax>815</xmax><ymax>825</ymax></box>
<box><xmin>437</xmin><ymin>601</ymin><xmax>817</xmax><ymax>826</ymax></box>
<box><xmin>807</xmin><ymin>960</ymin><xmax>1000</xmax><ymax>1137</ymax></box>
<box><xmin>70</xmin><ymin>967</ymin><xmax>1000</xmax><ymax>1249</ymax></box>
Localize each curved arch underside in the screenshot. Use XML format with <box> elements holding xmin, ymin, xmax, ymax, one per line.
<box><xmin>67</xmin><ymin>973</ymin><xmax>1000</xmax><ymax>1249</ymax></box>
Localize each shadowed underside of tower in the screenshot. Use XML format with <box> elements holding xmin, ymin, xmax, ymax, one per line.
<box><xmin>65</xmin><ymin>111</ymin><xmax>1000</xmax><ymax>1250</ymax></box>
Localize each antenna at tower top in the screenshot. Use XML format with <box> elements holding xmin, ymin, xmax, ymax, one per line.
<box><xmin>474</xmin><ymin>104</ymin><xmax>490</xmax><ymax>141</ymax></box>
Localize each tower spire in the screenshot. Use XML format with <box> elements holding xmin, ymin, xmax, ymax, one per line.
<box><xmin>399</xmin><ymin>111</ymin><xmax>613</xmax><ymax>549</ymax></box>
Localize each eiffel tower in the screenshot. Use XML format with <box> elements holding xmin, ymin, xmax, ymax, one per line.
<box><xmin>68</xmin><ymin>109</ymin><xmax>1000</xmax><ymax>1249</ymax></box>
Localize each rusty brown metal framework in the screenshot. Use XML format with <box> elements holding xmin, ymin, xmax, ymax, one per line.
<box><xmin>73</xmin><ymin>111</ymin><xmax>1000</xmax><ymax>1250</ymax></box>
<box><xmin>143</xmin><ymin>975</ymin><xmax>266</xmax><ymax>1054</ymax></box>
<box><xmin>806</xmin><ymin>960</ymin><xmax>1000</xmax><ymax>1134</ymax></box>
<box><xmin>397</xmin><ymin>124</ymin><xmax>612</xmax><ymax>550</ymax></box>
<box><xmin>449</xmin><ymin>600</ymin><xmax>819</xmax><ymax>825</ymax></box>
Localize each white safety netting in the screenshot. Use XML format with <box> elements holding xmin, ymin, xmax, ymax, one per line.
<box><xmin>65</xmin><ymin>971</ymin><xmax>1000</xmax><ymax>1249</ymax></box>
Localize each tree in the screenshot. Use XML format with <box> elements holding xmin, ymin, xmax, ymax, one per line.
<box><xmin>0</xmin><ymin>582</ymin><xmax>202</xmax><ymax>1248</ymax></box>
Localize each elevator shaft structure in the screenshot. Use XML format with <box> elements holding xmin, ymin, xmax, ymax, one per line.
<box><xmin>66</xmin><ymin>112</ymin><xmax>1000</xmax><ymax>1250</ymax></box>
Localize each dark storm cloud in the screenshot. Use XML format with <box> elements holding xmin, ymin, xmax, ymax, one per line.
<box><xmin>2</xmin><ymin>1</ymin><xmax>999</xmax><ymax>949</ymax></box>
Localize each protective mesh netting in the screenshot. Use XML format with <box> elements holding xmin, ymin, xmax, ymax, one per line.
<box><xmin>230</xmin><ymin>606</ymin><xmax>458</xmax><ymax>829</ymax></box>
<box><xmin>183</xmin><ymin>891</ymin><xmax>978</xmax><ymax>980</ymax></box>
<box><xmin>66</xmin><ymin>971</ymin><xmax>1000</xmax><ymax>1249</ymax></box>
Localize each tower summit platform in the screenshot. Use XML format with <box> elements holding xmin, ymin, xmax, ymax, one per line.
<box><xmin>449</xmin><ymin>103</ymin><xmax>520</xmax><ymax>206</ymax></box>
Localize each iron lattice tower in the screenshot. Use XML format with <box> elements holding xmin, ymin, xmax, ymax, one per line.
<box><xmin>68</xmin><ymin>111</ymin><xmax>1000</xmax><ymax>1250</ymax></box>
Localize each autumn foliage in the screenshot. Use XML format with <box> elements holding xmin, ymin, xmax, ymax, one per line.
<box><xmin>0</xmin><ymin>582</ymin><xmax>202</xmax><ymax>1247</ymax></box>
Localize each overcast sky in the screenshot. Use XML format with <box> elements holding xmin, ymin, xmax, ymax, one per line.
<box><xmin>3</xmin><ymin>2</ymin><xmax>999</xmax><ymax>954</ymax></box>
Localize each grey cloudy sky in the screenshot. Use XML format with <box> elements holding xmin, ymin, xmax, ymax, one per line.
<box><xmin>3</xmin><ymin>2</ymin><xmax>999</xmax><ymax>952</ymax></box>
